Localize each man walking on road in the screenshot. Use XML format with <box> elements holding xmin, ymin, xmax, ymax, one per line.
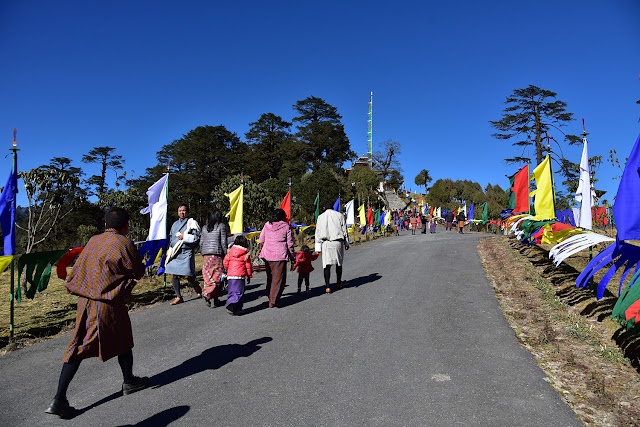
<box><xmin>444</xmin><ymin>210</ymin><xmax>455</xmax><ymax>232</ymax></box>
<box><xmin>46</xmin><ymin>207</ymin><xmax>148</xmax><ymax>419</ymax></box>
<box><xmin>457</xmin><ymin>209</ymin><xmax>466</xmax><ymax>234</ymax></box>
<box><xmin>315</xmin><ymin>200</ymin><xmax>349</xmax><ymax>293</ymax></box>
<box><xmin>165</xmin><ymin>205</ymin><xmax>203</xmax><ymax>305</ymax></box>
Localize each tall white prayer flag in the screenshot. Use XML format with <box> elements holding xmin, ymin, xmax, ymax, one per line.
<box><xmin>575</xmin><ymin>136</ymin><xmax>593</xmax><ymax>229</ymax></box>
<box><xmin>140</xmin><ymin>173</ymin><xmax>168</xmax><ymax>240</ymax></box>
<box><xmin>345</xmin><ymin>199</ymin><xmax>355</xmax><ymax>226</ymax></box>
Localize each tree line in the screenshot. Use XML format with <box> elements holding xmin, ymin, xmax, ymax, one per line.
<box><xmin>11</xmin><ymin>84</ymin><xmax>609</xmax><ymax>253</ymax></box>
<box><xmin>13</xmin><ymin>96</ymin><xmax>405</xmax><ymax>254</ymax></box>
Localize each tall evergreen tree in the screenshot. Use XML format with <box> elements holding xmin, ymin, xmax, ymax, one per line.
<box><xmin>292</xmin><ymin>96</ymin><xmax>355</xmax><ymax>171</ymax></box>
<box><xmin>489</xmin><ymin>85</ymin><xmax>581</xmax><ymax>166</ymax></box>
<box><xmin>144</xmin><ymin>125</ymin><xmax>248</xmax><ymax>224</ymax></box>
<box><xmin>414</xmin><ymin>169</ymin><xmax>432</xmax><ymax>194</ymax></box>
<box><xmin>245</xmin><ymin>113</ymin><xmax>293</xmax><ymax>182</ymax></box>
<box><xmin>81</xmin><ymin>146</ymin><xmax>125</xmax><ymax>195</ymax></box>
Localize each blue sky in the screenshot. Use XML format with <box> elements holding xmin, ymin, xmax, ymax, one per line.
<box><xmin>1</xmin><ymin>1</ymin><xmax>639</xmax><ymax>206</ymax></box>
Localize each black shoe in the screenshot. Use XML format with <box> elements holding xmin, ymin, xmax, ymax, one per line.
<box><xmin>122</xmin><ymin>376</ymin><xmax>149</xmax><ymax>396</ymax></box>
<box><xmin>204</xmin><ymin>297</ymin><xmax>211</xmax><ymax>307</ymax></box>
<box><xmin>213</xmin><ymin>299</ymin><xmax>225</xmax><ymax>307</ymax></box>
<box><xmin>45</xmin><ymin>398</ymin><xmax>75</xmax><ymax>418</ymax></box>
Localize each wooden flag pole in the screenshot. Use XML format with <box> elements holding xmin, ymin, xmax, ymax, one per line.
<box><xmin>9</xmin><ymin>129</ymin><xmax>19</xmax><ymax>341</ymax></box>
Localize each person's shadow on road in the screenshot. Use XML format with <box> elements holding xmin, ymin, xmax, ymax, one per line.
<box><xmin>118</xmin><ymin>405</ymin><xmax>190</xmax><ymax>426</ymax></box>
<box><xmin>150</xmin><ymin>336</ymin><xmax>273</xmax><ymax>389</ymax></box>
<box><xmin>241</xmin><ymin>273</ymin><xmax>384</xmax><ymax>312</ymax></box>
<box><xmin>73</xmin><ymin>337</ymin><xmax>272</xmax><ymax>418</ymax></box>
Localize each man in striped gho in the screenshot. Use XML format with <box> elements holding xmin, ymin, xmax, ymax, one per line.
<box><xmin>45</xmin><ymin>207</ymin><xmax>148</xmax><ymax>419</ymax></box>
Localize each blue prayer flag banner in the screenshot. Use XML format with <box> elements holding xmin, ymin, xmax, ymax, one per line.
<box><xmin>0</xmin><ymin>155</ymin><xmax>17</xmax><ymax>255</ymax></box>
<box><xmin>613</xmin><ymin>133</ymin><xmax>640</xmax><ymax>241</ymax></box>
<box><xmin>333</xmin><ymin>196</ymin><xmax>340</xmax><ymax>213</ymax></box>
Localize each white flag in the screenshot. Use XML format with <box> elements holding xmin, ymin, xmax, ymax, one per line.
<box><xmin>575</xmin><ymin>137</ymin><xmax>593</xmax><ymax>229</ymax></box>
<box><xmin>345</xmin><ymin>200</ymin><xmax>355</xmax><ymax>226</ymax></box>
<box><xmin>140</xmin><ymin>174</ymin><xmax>168</xmax><ymax>240</ymax></box>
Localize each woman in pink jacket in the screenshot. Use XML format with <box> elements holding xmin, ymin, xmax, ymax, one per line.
<box><xmin>259</xmin><ymin>208</ymin><xmax>295</xmax><ymax>308</ymax></box>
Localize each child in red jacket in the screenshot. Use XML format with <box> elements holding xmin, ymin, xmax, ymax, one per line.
<box><xmin>292</xmin><ymin>245</ymin><xmax>319</xmax><ymax>294</ymax></box>
<box><xmin>223</xmin><ymin>235</ymin><xmax>252</xmax><ymax>315</ymax></box>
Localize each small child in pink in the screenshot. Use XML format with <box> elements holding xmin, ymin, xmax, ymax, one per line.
<box><xmin>223</xmin><ymin>235</ymin><xmax>252</xmax><ymax>315</ymax></box>
<box><xmin>292</xmin><ymin>245</ymin><xmax>319</xmax><ymax>293</ymax></box>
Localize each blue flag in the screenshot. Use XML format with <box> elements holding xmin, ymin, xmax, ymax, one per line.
<box><xmin>0</xmin><ymin>156</ymin><xmax>17</xmax><ymax>255</ymax></box>
<box><xmin>333</xmin><ymin>196</ymin><xmax>340</xmax><ymax>213</ymax></box>
<box><xmin>469</xmin><ymin>203</ymin><xmax>474</xmax><ymax>220</ymax></box>
<box><xmin>612</xmin><ymin>132</ymin><xmax>640</xmax><ymax>241</ymax></box>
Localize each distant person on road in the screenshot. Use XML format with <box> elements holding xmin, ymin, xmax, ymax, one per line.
<box><xmin>223</xmin><ymin>234</ymin><xmax>253</xmax><ymax>315</ymax></box>
<box><xmin>445</xmin><ymin>210</ymin><xmax>455</xmax><ymax>232</ymax></box>
<box><xmin>199</xmin><ymin>209</ymin><xmax>227</xmax><ymax>307</ymax></box>
<box><xmin>259</xmin><ymin>208</ymin><xmax>295</xmax><ymax>308</ymax></box>
<box><xmin>457</xmin><ymin>210</ymin><xmax>466</xmax><ymax>234</ymax></box>
<box><xmin>46</xmin><ymin>207</ymin><xmax>147</xmax><ymax>419</ymax></box>
<box><xmin>315</xmin><ymin>201</ymin><xmax>349</xmax><ymax>293</ymax></box>
<box><xmin>292</xmin><ymin>245</ymin><xmax>319</xmax><ymax>294</ymax></box>
<box><xmin>165</xmin><ymin>205</ymin><xmax>202</xmax><ymax>305</ymax></box>
<box><xmin>410</xmin><ymin>215</ymin><xmax>418</xmax><ymax>235</ymax></box>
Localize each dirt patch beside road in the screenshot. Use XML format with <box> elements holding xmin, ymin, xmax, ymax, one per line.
<box><xmin>478</xmin><ymin>236</ymin><xmax>640</xmax><ymax>426</ymax></box>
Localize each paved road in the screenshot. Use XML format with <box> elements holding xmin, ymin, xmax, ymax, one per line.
<box><xmin>0</xmin><ymin>229</ymin><xmax>581</xmax><ymax>426</ymax></box>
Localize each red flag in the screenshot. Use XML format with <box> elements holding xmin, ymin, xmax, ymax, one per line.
<box><xmin>279</xmin><ymin>190</ymin><xmax>291</xmax><ymax>223</ymax></box>
<box><xmin>56</xmin><ymin>247</ymin><xmax>84</xmax><ymax>280</ymax></box>
<box><xmin>367</xmin><ymin>207</ymin><xmax>374</xmax><ymax>225</ymax></box>
<box><xmin>513</xmin><ymin>165</ymin><xmax>529</xmax><ymax>213</ymax></box>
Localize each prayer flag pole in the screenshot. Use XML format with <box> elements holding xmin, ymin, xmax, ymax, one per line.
<box><xmin>9</xmin><ymin>128</ymin><xmax>18</xmax><ymax>341</ymax></box>
<box><xmin>368</xmin><ymin>92</ymin><xmax>373</xmax><ymax>169</ymax></box>
<box><xmin>163</xmin><ymin>158</ymin><xmax>171</xmax><ymax>289</ymax></box>
<box><xmin>289</xmin><ymin>177</ymin><xmax>292</xmax><ymax>223</ymax></box>
<box><xmin>581</xmin><ymin>119</ymin><xmax>596</xmax><ymax>292</ymax></box>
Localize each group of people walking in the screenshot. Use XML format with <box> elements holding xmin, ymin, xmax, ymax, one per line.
<box><xmin>45</xmin><ymin>199</ymin><xmax>470</xmax><ymax>419</ymax></box>
<box><xmin>45</xmin><ymin>201</ymin><xmax>350</xmax><ymax>419</ymax></box>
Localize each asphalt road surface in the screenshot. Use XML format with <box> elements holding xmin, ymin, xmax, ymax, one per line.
<box><xmin>0</xmin><ymin>228</ymin><xmax>581</xmax><ymax>426</ymax></box>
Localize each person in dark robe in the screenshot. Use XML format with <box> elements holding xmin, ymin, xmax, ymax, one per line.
<box><xmin>46</xmin><ymin>207</ymin><xmax>147</xmax><ymax>418</ymax></box>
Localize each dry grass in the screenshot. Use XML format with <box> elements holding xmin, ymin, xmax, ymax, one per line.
<box><xmin>479</xmin><ymin>236</ymin><xmax>640</xmax><ymax>426</ymax></box>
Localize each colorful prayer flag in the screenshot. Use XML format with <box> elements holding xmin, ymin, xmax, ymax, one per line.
<box><xmin>613</xmin><ymin>133</ymin><xmax>640</xmax><ymax>240</ymax></box>
<box><xmin>358</xmin><ymin>203</ymin><xmax>366</xmax><ymax>226</ymax></box>
<box><xmin>226</xmin><ymin>184</ymin><xmax>244</xmax><ymax>234</ymax></box>
<box><xmin>279</xmin><ymin>190</ymin><xmax>291</xmax><ymax>223</ymax></box>
<box><xmin>0</xmin><ymin>153</ymin><xmax>18</xmax><ymax>255</ymax></box>
<box><xmin>140</xmin><ymin>173</ymin><xmax>168</xmax><ymax>240</ymax></box>
<box><xmin>530</xmin><ymin>155</ymin><xmax>556</xmax><ymax>220</ymax></box>
<box><xmin>345</xmin><ymin>200</ymin><xmax>355</xmax><ymax>226</ymax></box>
<box><xmin>314</xmin><ymin>192</ymin><xmax>320</xmax><ymax>223</ymax></box>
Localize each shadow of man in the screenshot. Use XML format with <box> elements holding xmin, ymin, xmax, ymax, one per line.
<box><xmin>151</xmin><ymin>336</ymin><xmax>273</xmax><ymax>389</ymax></box>
<box><xmin>344</xmin><ymin>273</ymin><xmax>382</xmax><ymax>288</ymax></box>
<box><xmin>75</xmin><ymin>337</ymin><xmax>272</xmax><ymax>417</ymax></box>
<box><xmin>120</xmin><ymin>405</ymin><xmax>190</xmax><ymax>426</ymax></box>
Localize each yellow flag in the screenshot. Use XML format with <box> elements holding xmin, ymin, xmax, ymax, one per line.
<box><xmin>225</xmin><ymin>184</ymin><xmax>244</xmax><ymax>234</ymax></box>
<box><xmin>541</xmin><ymin>226</ymin><xmax>585</xmax><ymax>245</ymax></box>
<box><xmin>529</xmin><ymin>155</ymin><xmax>556</xmax><ymax>220</ymax></box>
<box><xmin>358</xmin><ymin>203</ymin><xmax>366</xmax><ymax>226</ymax></box>
<box><xmin>0</xmin><ymin>255</ymin><xmax>16</xmax><ymax>274</ymax></box>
